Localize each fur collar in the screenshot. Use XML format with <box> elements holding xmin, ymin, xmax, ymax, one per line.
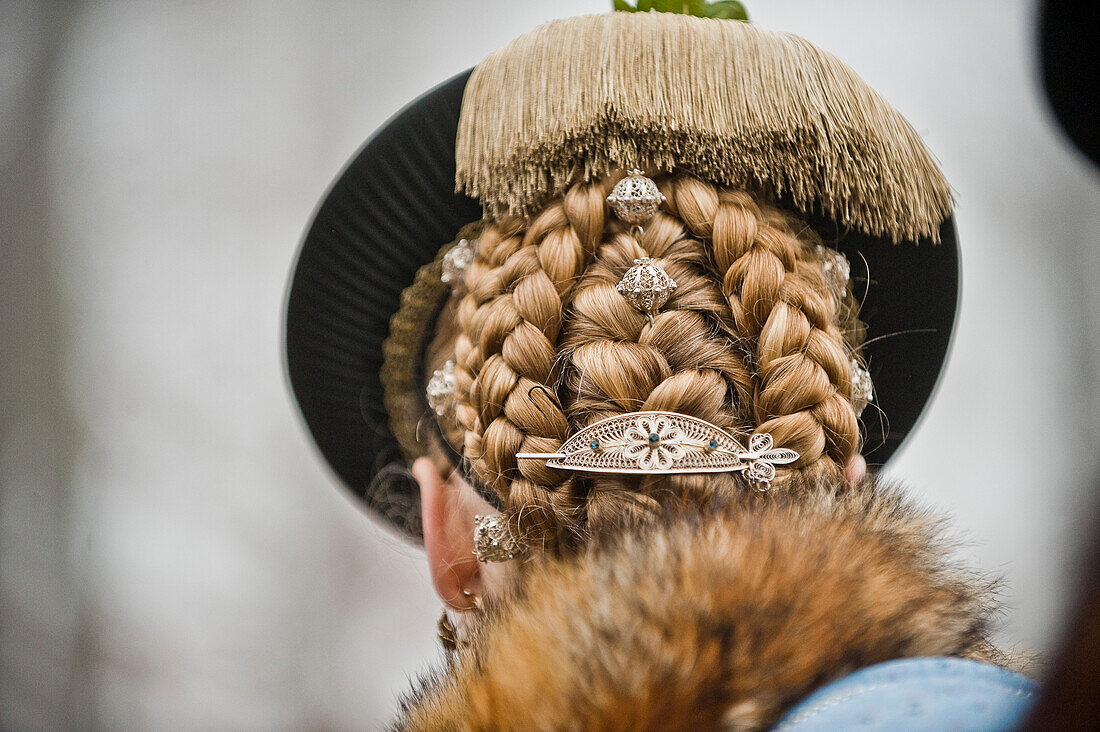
<box><xmin>393</xmin><ymin>477</ymin><xmax>1003</xmax><ymax>730</ymax></box>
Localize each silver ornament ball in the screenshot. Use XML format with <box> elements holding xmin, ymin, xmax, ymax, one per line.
<box><xmin>607</xmin><ymin>169</ymin><xmax>666</xmax><ymax>225</ymax></box>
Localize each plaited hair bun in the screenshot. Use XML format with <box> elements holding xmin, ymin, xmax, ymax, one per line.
<box><xmin>430</xmin><ymin>171</ymin><xmax>864</xmax><ymax>553</ymax></box>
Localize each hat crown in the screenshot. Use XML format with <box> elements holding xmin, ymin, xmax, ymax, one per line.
<box><xmin>456</xmin><ymin>12</ymin><xmax>952</xmax><ymax>242</ymax></box>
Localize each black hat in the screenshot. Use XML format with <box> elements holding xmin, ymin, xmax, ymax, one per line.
<box><xmin>285</xmin><ymin>14</ymin><xmax>958</xmax><ymax>540</ymax></box>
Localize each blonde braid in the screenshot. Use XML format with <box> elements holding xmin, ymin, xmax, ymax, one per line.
<box><xmin>558</xmin><ymin>174</ymin><xmax>758</xmax><ymax>539</ymax></box>
<box><xmin>441</xmin><ymin>173</ymin><xmax>861</xmax><ymax>552</ymax></box>
<box><xmin>452</xmin><ymin>181</ymin><xmax>608</xmax><ymax>550</ymax></box>
<box><xmin>668</xmin><ymin>177</ymin><xmax>859</xmax><ymax>481</ymax></box>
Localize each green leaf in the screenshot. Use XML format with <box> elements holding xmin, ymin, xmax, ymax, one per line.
<box><xmin>664</xmin><ymin>0</ymin><xmax>704</xmax><ymax>13</ymax></box>
<box><xmin>616</xmin><ymin>0</ymin><xmax>750</xmax><ymax>20</ymax></box>
<box><xmin>660</xmin><ymin>0</ymin><xmax>695</xmax><ymax>11</ymax></box>
<box><xmin>701</xmin><ymin>0</ymin><xmax>749</xmax><ymax>20</ymax></box>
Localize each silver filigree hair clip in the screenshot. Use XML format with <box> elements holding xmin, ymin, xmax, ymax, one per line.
<box><xmin>426</xmin><ymin>359</ymin><xmax>456</xmax><ymax>416</ymax></box>
<box><xmin>473</xmin><ymin>513</ymin><xmax>524</xmax><ymax>563</ymax></box>
<box><xmin>816</xmin><ymin>244</ymin><xmax>851</xmax><ymax>304</ymax></box>
<box><xmin>441</xmin><ymin>237</ymin><xmax>478</xmax><ymax>290</ymax></box>
<box><xmin>850</xmin><ymin>357</ymin><xmax>874</xmax><ymax>417</ymax></box>
<box><xmin>517</xmin><ymin>411</ymin><xmax>798</xmax><ymax>490</ymax></box>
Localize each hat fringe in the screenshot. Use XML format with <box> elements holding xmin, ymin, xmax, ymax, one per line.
<box><xmin>456</xmin><ymin>12</ymin><xmax>952</xmax><ymax>242</ymax></box>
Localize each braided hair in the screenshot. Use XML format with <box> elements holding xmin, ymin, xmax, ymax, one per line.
<box><xmin>431</xmin><ymin>172</ymin><xmax>865</xmax><ymax>554</ymax></box>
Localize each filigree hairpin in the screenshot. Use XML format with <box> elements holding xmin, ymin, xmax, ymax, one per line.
<box><xmin>426</xmin><ymin>359</ymin><xmax>456</xmax><ymax>416</ymax></box>
<box><xmin>608</xmin><ymin>171</ymin><xmax>676</xmax><ymax>319</ymax></box>
<box><xmin>616</xmin><ymin>257</ymin><xmax>678</xmax><ymax>317</ymax></box>
<box><xmin>607</xmin><ymin>169</ymin><xmax>666</xmax><ymax>225</ymax></box>
<box><xmin>517</xmin><ymin>411</ymin><xmax>798</xmax><ymax>490</ymax></box>
<box><xmin>441</xmin><ymin>238</ymin><xmax>478</xmax><ymax>289</ymax></box>
<box><xmin>473</xmin><ymin>513</ymin><xmax>524</xmax><ymax>562</ymax></box>
<box><xmin>816</xmin><ymin>244</ymin><xmax>851</xmax><ymax>300</ymax></box>
<box><xmin>850</xmin><ymin>358</ymin><xmax>874</xmax><ymax>417</ymax></box>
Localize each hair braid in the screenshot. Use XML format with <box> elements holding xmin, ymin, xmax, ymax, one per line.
<box><xmin>554</xmin><ymin>174</ymin><xmax>759</xmax><ymax>540</ymax></box>
<box><xmin>668</xmin><ymin>177</ymin><xmax>859</xmax><ymax>481</ymax></box>
<box><xmin>439</xmin><ymin>173</ymin><xmax>863</xmax><ymax>553</ymax></box>
<box><xmin>452</xmin><ymin>180</ymin><xmax>609</xmax><ymax>550</ymax></box>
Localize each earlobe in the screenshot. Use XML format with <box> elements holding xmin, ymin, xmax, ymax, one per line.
<box><xmin>414</xmin><ymin>457</ymin><xmax>480</xmax><ymax>611</ymax></box>
<box><xmin>845</xmin><ymin>453</ymin><xmax>868</xmax><ymax>484</ymax></box>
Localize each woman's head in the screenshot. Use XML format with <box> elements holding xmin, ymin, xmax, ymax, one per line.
<box><xmin>287</xmin><ymin>11</ymin><xmax>958</xmax><ymax>642</ymax></box>
<box><xmin>419</xmin><ymin>172</ymin><xmax>867</xmax><ymax>578</ymax></box>
<box><xmin>289</xmin><ymin>11</ymin><xmax>958</xmax><ymax>560</ymax></box>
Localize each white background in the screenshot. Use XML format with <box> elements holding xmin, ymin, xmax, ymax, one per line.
<box><xmin>3</xmin><ymin>1</ymin><xmax>1099</xmax><ymax>728</ymax></box>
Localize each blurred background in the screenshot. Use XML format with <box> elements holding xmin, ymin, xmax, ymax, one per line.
<box><xmin>2</xmin><ymin>1</ymin><xmax>1098</xmax><ymax>728</ymax></box>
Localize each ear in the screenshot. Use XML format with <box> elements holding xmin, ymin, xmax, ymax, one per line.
<box><xmin>845</xmin><ymin>453</ymin><xmax>868</xmax><ymax>483</ymax></box>
<box><xmin>414</xmin><ymin>457</ymin><xmax>480</xmax><ymax>610</ymax></box>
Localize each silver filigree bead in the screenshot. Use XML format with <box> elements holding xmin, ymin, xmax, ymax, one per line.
<box><xmin>816</xmin><ymin>244</ymin><xmax>851</xmax><ymax>298</ymax></box>
<box><xmin>441</xmin><ymin>238</ymin><xmax>477</xmax><ymax>288</ymax></box>
<box><xmin>473</xmin><ymin>513</ymin><xmax>523</xmax><ymax>563</ymax></box>
<box><xmin>426</xmin><ymin>359</ymin><xmax>456</xmax><ymax>416</ymax></box>
<box><xmin>616</xmin><ymin>257</ymin><xmax>678</xmax><ymax>315</ymax></box>
<box><xmin>850</xmin><ymin>358</ymin><xmax>874</xmax><ymax>417</ymax></box>
<box><xmin>606</xmin><ymin>169</ymin><xmax>666</xmax><ymax>225</ymax></box>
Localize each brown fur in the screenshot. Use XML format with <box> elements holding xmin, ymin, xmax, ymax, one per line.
<box><xmin>392</xmin><ymin>475</ymin><xmax>1003</xmax><ymax>731</ymax></box>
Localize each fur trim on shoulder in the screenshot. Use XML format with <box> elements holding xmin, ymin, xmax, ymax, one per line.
<box><xmin>393</xmin><ymin>476</ymin><xmax>1004</xmax><ymax>731</ymax></box>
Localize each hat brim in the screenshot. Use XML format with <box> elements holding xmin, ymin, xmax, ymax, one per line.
<box><xmin>284</xmin><ymin>69</ymin><xmax>959</xmax><ymax>540</ymax></box>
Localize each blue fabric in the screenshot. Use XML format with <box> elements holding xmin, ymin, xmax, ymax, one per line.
<box><xmin>772</xmin><ymin>657</ymin><xmax>1037</xmax><ymax>731</ymax></box>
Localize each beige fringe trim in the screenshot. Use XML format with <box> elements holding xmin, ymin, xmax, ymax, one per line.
<box><xmin>456</xmin><ymin>12</ymin><xmax>952</xmax><ymax>242</ymax></box>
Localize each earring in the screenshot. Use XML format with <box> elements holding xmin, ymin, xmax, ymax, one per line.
<box><xmin>437</xmin><ymin>588</ymin><xmax>482</xmax><ymax>653</ymax></box>
<box><xmin>437</xmin><ymin>609</ymin><xmax>459</xmax><ymax>652</ymax></box>
<box><xmin>462</xmin><ymin>588</ymin><xmax>482</xmax><ymax>611</ymax></box>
